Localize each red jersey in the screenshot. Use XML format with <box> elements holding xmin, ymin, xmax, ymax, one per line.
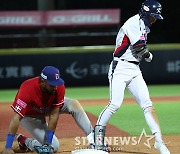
<box><xmin>11</xmin><ymin>77</ymin><xmax>65</xmax><ymax>117</ymax></box>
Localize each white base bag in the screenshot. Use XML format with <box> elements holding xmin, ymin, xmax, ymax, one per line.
<box><xmin>71</xmin><ymin>149</ymin><xmax>109</xmax><ymax>154</ymax></box>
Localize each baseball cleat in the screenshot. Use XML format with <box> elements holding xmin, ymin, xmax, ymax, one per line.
<box><xmin>91</xmin><ymin>144</ymin><xmax>111</xmax><ymax>153</ymax></box>
<box><xmin>89</xmin><ymin>143</ymin><xmax>95</xmax><ymax>149</ymax></box>
<box><xmin>154</xmin><ymin>141</ymin><xmax>170</xmax><ymax>154</ymax></box>
<box><xmin>104</xmin><ymin>146</ymin><xmax>111</xmax><ymax>153</ymax></box>
<box><xmin>104</xmin><ymin>144</ymin><xmax>111</xmax><ymax>153</ymax></box>
<box><xmin>17</xmin><ymin>134</ymin><xmax>28</xmax><ymax>151</ymax></box>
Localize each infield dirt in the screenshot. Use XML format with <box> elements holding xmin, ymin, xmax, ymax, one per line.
<box><xmin>0</xmin><ymin>97</ymin><xmax>180</xmax><ymax>153</ymax></box>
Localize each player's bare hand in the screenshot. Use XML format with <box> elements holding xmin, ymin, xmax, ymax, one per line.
<box><xmin>2</xmin><ymin>148</ymin><xmax>15</xmax><ymax>154</ymax></box>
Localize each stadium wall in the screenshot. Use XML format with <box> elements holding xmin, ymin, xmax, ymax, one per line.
<box><xmin>0</xmin><ymin>44</ymin><xmax>179</xmax><ymax>89</ymax></box>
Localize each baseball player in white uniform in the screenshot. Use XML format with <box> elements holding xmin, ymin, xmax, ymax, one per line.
<box><xmin>93</xmin><ymin>0</ymin><xmax>170</xmax><ymax>154</ymax></box>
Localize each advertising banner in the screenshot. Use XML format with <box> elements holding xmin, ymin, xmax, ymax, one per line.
<box><xmin>0</xmin><ymin>49</ymin><xmax>179</xmax><ymax>89</ymax></box>
<box><xmin>46</xmin><ymin>9</ymin><xmax>120</xmax><ymax>27</ymax></box>
<box><xmin>0</xmin><ymin>52</ymin><xmax>111</xmax><ymax>88</ymax></box>
<box><xmin>0</xmin><ymin>11</ymin><xmax>44</xmax><ymax>28</ymax></box>
<box><xmin>0</xmin><ymin>9</ymin><xmax>120</xmax><ymax>28</ymax></box>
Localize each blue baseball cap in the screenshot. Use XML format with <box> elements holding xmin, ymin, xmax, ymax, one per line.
<box><xmin>40</xmin><ymin>66</ymin><xmax>64</xmax><ymax>86</ymax></box>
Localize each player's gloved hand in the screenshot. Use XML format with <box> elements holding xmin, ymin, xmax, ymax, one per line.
<box><xmin>132</xmin><ymin>45</ymin><xmax>149</xmax><ymax>57</ymax></box>
<box><xmin>34</xmin><ymin>144</ymin><xmax>54</xmax><ymax>154</ymax></box>
<box><xmin>144</xmin><ymin>52</ymin><xmax>153</xmax><ymax>62</ymax></box>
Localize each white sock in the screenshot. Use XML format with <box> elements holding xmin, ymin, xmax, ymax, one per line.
<box><xmin>87</xmin><ymin>132</ymin><xmax>94</xmax><ymax>145</ymax></box>
<box><xmin>154</xmin><ymin>132</ymin><xmax>163</xmax><ymax>143</ymax></box>
<box><xmin>144</xmin><ymin>109</ymin><xmax>162</xmax><ymax>143</ymax></box>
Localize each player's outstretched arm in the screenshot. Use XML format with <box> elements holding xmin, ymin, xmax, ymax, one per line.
<box><xmin>46</xmin><ymin>107</ymin><xmax>60</xmax><ymax>145</ymax></box>
<box><xmin>48</xmin><ymin>107</ymin><xmax>59</xmax><ymax>131</ymax></box>
<box><xmin>2</xmin><ymin>113</ymin><xmax>22</xmax><ymax>154</ymax></box>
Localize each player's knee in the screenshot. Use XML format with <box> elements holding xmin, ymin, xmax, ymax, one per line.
<box><xmin>141</xmin><ymin>99</ymin><xmax>153</xmax><ymax>113</ymax></box>
<box><xmin>108</xmin><ymin>103</ymin><xmax>120</xmax><ymax>113</ymax></box>
<box><xmin>70</xmin><ymin>99</ymin><xmax>83</xmax><ymax>112</ymax></box>
<box><xmin>143</xmin><ymin>106</ymin><xmax>154</xmax><ymax>114</ymax></box>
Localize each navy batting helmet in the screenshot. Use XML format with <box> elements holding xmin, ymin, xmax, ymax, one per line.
<box><xmin>140</xmin><ymin>0</ymin><xmax>163</xmax><ymax>20</ymax></box>
<box><xmin>139</xmin><ymin>0</ymin><xmax>163</xmax><ymax>27</ymax></box>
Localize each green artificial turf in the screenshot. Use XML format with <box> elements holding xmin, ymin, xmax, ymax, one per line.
<box><xmin>148</xmin><ymin>85</ymin><xmax>180</xmax><ymax>96</ymax></box>
<box><xmin>65</xmin><ymin>84</ymin><xmax>180</xmax><ymax>99</ymax></box>
<box><xmin>0</xmin><ymin>89</ymin><xmax>18</xmax><ymax>102</ymax></box>
<box><xmin>84</xmin><ymin>102</ymin><xmax>180</xmax><ymax>135</ymax></box>
<box><xmin>0</xmin><ymin>85</ymin><xmax>179</xmax><ymax>135</ymax></box>
<box><xmin>0</xmin><ymin>84</ymin><xmax>179</xmax><ymax>101</ymax></box>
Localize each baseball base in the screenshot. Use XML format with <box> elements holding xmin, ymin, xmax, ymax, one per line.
<box><xmin>71</xmin><ymin>149</ymin><xmax>109</xmax><ymax>154</ymax></box>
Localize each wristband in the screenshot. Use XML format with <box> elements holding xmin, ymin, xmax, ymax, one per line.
<box><xmin>5</xmin><ymin>134</ymin><xmax>15</xmax><ymax>148</ymax></box>
<box><xmin>46</xmin><ymin>130</ymin><xmax>54</xmax><ymax>145</ymax></box>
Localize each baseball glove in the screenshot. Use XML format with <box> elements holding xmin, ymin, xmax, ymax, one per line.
<box><xmin>132</xmin><ymin>45</ymin><xmax>149</xmax><ymax>57</ymax></box>
<box><xmin>34</xmin><ymin>144</ymin><xmax>54</xmax><ymax>154</ymax></box>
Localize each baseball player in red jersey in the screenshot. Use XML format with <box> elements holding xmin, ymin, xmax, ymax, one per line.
<box><xmin>2</xmin><ymin>66</ymin><xmax>93</xmax><ymax>154</ymax></box>
<box><xmin>93</xmin><ymin>0</ymin><xmax>170</xmax><ymax>154</ymax></box>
